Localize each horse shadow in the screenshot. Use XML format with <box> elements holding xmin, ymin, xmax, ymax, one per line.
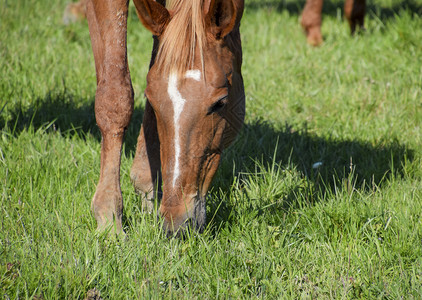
<box><xmin>0</xmin><ymin>91</ymin><xmax>98</xmax><ymax>137</ymax></box>
<box><xmin>0</xmin><ymin>90</ymin><xmax>145</xmax><ymax>154</ymax></box>
<box><xmin>207</xmin><ymin>119</ymin><xmax>414</xmax><ymax>230</ymax></box>
<box><xmin>1</xmin><ymin>92</ymin><xmax>414</xmax><ymax>233</ymax></box>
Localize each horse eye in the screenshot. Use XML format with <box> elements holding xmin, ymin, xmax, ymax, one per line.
<box><xmin>208</xmin><ymin>96</ymin><xmax>228</xmax><ymax>115</ymax></box>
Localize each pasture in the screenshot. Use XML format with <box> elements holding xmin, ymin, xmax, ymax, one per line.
<box><xmin>1</xmin><ymin>0</ymin><xmax>422</xmax><ymax>298</ymax></box>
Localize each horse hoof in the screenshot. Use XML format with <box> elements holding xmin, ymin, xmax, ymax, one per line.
<box><xmin>306</xmin><ymin>27</ymin><xmax>323</xmax><ymax>46</ymax></box>
<box><xmin>91</xmin><ymin>190</ymin><xmax>124</xmax><ymax>235</ymax></box>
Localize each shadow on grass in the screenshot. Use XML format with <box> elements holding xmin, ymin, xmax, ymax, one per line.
<box><xmin>0</xmin><ymin>91</ymin><xmax>98</xmax><ymax>137</ymax></box>
<box><xmin>208</xmin><ymin>119</ymin><xmax>414</xmax><ymax>231</ymax></box>
<box><xmin>223</xmin><ymin>119</ymin><xmax>412</xmax><ymax>186</ymax></box>
<box><xmin>1</xmin><ymin>92</ymin><xmax>414</xmax><ymax>233</ymax></box>
<box><xmin>0</xmin><ymin>90</ymin><xmax>145</xmax><ymax>154</ymax></box>
<box><xmin>245</xmin><ymin>0</ymin><xmax>422</xmax><ymax>21</ymax></box>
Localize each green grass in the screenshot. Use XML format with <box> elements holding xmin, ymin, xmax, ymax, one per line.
<box><xmin>1</xmin><ymin>0</ymin><xmax>422</xmax><ymax>298</ymax></box>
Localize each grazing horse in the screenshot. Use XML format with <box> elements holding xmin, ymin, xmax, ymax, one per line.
<box><xmin>66</xmin><ymin>0</ymin><xmax>365</xmax><ymax>47</ymax></box>
<box><xmin>301</xmin><ymin>0</ymin><xmax>366</xmax><ymax>46</ymax></box>
<box><xmin>85</xmin><ymin>0</ymin><xmax>245</xmax><ymax>235</ymax></box>
<box><xmin>63</xmin><ymin>0</ymin><xmax>87</xmax><ymax>25</ymax></box>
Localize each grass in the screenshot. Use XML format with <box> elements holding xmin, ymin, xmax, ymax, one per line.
<box><xmin>1</xmin><ymin>0</ymin><xmax>422</xmax><ymax>298</ymax></box>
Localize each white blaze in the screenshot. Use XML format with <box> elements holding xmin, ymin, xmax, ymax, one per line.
<box><xmin>167</xmin><ymin>70</ymin><xmax>201</xmax><ymax>187</ymax></box>
<box><xmin>185</xmin><ymin>69</ymin><xmax>201</xmax><ymax>81</ymax></box>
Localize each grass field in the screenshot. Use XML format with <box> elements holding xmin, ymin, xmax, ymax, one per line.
<box><xmin>1</xmin><ymin>0</ymin><xmax>422</xmax><ymax>298</ymax></box>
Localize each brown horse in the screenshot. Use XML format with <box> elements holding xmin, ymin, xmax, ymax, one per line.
<box><xmin>85</xmin><ymin>0</ymin><xmax>244</xmax><ymax>235</ymax></box>
<box><xmin>301</xmin><ymin>0</ymin><xmax>366</xmax><ymax>46</ymax></box>
<box><xmin>63</xmin><ymin>0</ymin><xmax>87</xmax><ymax>25</ymax></box>
<box><xmin>65</xmin><ymin>0</ymin><xmax>365</xmax><ymax>47</ymax></box>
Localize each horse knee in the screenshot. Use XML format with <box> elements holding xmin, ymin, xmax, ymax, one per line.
<box><xmin>95</xmin><ymin>80</ymin><xmax>134</xmax><ymax>134</ymax></box>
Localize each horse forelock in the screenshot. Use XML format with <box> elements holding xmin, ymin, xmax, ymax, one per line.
<box><xmin>155</xmin><ymin>0</ymin><xmax>206</xmax><ymax>77</ymax></box>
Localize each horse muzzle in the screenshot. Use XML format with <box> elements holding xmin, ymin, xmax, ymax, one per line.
<box><xmin>159</xmin><ymin>193</ymin><xmax>206</xmax><ymax>237</ymax></box>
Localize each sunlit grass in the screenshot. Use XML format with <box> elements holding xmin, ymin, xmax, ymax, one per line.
<box><xmin>1</xmin><ymin>0</ymin><xmax>422</xmax><ymax>298</ymax></box>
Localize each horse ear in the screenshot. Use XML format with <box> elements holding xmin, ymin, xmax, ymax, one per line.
<box><xmin>133</xmin><ymin>0</ymin><xmax>170</xmax><ymax>36</ymax></box>
<box><xmin>205</xmin><ymin>0</ymin><xmax>238</xmax><ymax>38</ymax></box>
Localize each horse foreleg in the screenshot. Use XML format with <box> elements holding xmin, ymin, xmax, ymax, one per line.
<box><xmin>130</xmin><ymin>99</ymin><xmax>161</xmax><ymax>212</ymax></box>
<box><xmin>130</xmin><ymin>35</ymin><xmax>162</xmax><ymax>212</ymax></box>
<box><xmin>86</xmin><ymin>0</ymin><xmax>133</xmax><ymax>234</ymax></box>
<box><xmin>301</xmin><ymin>0</ymin><xmax>324</xmax><ymax>46</ymax></box>
<box><xmin>344</xmin><ymin>0</ymin><xmax>366</xmax><ymax>34</ymax></box>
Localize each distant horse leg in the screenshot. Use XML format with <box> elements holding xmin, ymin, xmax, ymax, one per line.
<box><xmin>63</xmin><ymin>0</ymin><xmax>88</xmax><ymax>24</ymax></box>
<box><xmin>301</xmin><ymin>0</ymin><xmax>324</xmax><ymax>46</ymax></box>
<box><xmin>86</xmin><ymin>0</ymin><xmax>133</xmax><ymax>233</ymax></box>
<box><xmin>344</xmin><ymin>0</ymin><xmax>366</xmax><ymax>34</ymax></box>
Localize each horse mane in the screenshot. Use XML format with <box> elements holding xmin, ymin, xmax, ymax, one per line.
<box><xmin>155</xmin><ymin>0</ymin><xmax>206</xmax><ymax>77</ymax></box>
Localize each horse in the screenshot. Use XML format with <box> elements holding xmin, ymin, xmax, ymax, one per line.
<box><xmin>85</xmin><ymin>0</ymin><xmax>245</xmax><ymax>235</ymax></box>
<box><xmin>301</xmin><ymin>0</ymin><xmax>366</xmax><ymax>46</ymax></box>
<box><xmin>63</xmin><ymin>0</ymin><xmax>87</xmax><ymax>25</ymax></box>
<box><xmin>65</xmin><ymin>0</ymin><xmax>365</xmax><ymax>47</ymax></box>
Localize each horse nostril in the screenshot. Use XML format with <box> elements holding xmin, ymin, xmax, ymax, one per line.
<box><xmin>159</xmin><ymin>195</ymin><xmax>206</xmax><ymax>237</ymax></box>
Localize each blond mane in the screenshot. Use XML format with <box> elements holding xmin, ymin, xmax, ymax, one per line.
<box><xmin>154</xmin><ymin>0</ymin><xmax>207</xmax><ymax>76</ymax></box>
